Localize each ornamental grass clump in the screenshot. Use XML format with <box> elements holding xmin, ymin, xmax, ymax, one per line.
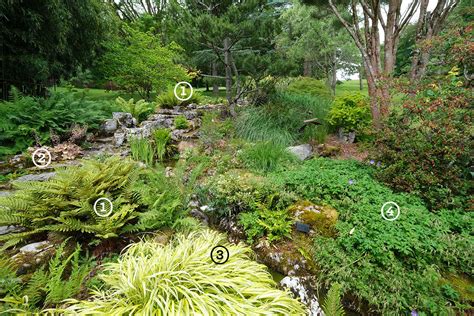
<box><xmin>60</xmin><ymin>230</ymin><xmax>306</xmax><ymax>315</ymax></box>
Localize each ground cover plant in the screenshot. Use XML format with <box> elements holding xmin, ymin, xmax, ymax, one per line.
<box><xmin>272</xmin><ymin>158</ymin><xmax>473</xmax><ymax>315</ymax></box>
<box><xmin>56</xmin><ymin>230</ymin><xmax>306</xmax><ymax>315</ymax></box>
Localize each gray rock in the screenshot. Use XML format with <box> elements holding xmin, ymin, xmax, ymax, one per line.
<box><xmin>171</xmin><ymin>129</ymin><xmax>185</xmax><ymax>141</ymax></box>
<box><xmin>100</xmin><ymin>119</ymin><xmax>118</xmax><ymax>135</ymax></box>
<box><xmin>14</xmin><ymin>172</ymin><xmax>56</xmax><ymax>183</ymax></box>
<box><xmin>183</xmin><ymin>110</ymin><xmax>198</xmax><ymax>120</ymax></box>
<box><xmin>280</xmin><ymin>276</ymin><xmax>324</xmax><ymax>316</ymax></box>
<box><xmin>0</xmin><ymin>191</ymin><xmax>12</xmax><ymax>197</ymax></box>
<box><xmin>189</xmin><ymin>209</ymin><xmax>209</xmax><ymax>226</ymax></box>
<box><xmin>287</xmin><ymin>144</ymin><xmax>312</xmax><ymax>161</ymax></box>
<box><xmin>114</xmin><ymin>132</ymin><xmax>126</xmax><ymax>147</ymax></box>
<box><xmin>125</xmin><ymin>127</ymin><xmax>147</xmax><ymax>140</ymax></box>
<box><xmin>113</xmin><ymin>112</ymin><xmax>135</xmax><ymax>128</ymax></box>
<box><xmin>19</xmin><ymin>241</ymin><xmax>51</xmax><ymax>254</ymax></box>
<box><xmin>0</xmin><ymin>226</ymin><xmax>21</xmax><ymax>235</ymax></box>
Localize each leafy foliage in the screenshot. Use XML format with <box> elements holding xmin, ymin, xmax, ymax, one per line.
<box><xmin>236</xmin><ymin>92</ymin><xmax>332</xmax><ymax>146</ymax></box>
<box><xmin>239</xmin><ymin>206</ymin><xmax>293</xmax><ymax>244</ymax></box>
<box><xmin>0</xmin><ymin>89</ymin><xmax>115</xmax><ymax>157</ymax></box>
<box><xmin>201</xmin><ymin>170</ymin><xmax>296</xmax><ymax>218</ymax></box>
<box><xmin>174</xmin><ymin>115</ymin><xmax>189</xmax><ymax>129</ymax></box>
<box><xmin>115</xmin><ymin>97</ymin><xmax>154</xmax><ymax>122</ymax></box>
<box><xmin>327</xmin><ymin>93</ymin><xmax>371</xmax><ymax>133</ymax></box>
<box><xmin>272</xmin><ymin>158</ymin><xmax>473</xmax><ymax>314</ymax></box>
<box><xmin>239</xmin><ymin>141</ymin><xmax>298</xmax><ymax>173</ymax></box>
<box><xmin>99</xmin><ymin>25</ymin><xmax>187</xmax><ymax>98</ymax></box>
<box><xmin>0</xmin><ymin>157</ymin><xmax>142</xmax><ymax>248</ymax></box>
<box><xmin>0</xmin><ymin>0</ymin><xmax>113</xmax><ymax>95</ymax></box>
<box><xmin>129</xmin><ymin>137</ymin><xmax>155</xmax><ymax>166</ymax></box>
<box><xmin>1</xmin><ymin>240</ymin><xmax>94</xmax><ymax>312</ymax></box>
<box><xmin>286</xmin><ymin>77</ymin><xmax>332</xmax><ymax>99</ymax></box>
<box><xmin>156</xmin><ymin>89</ymin><xmax>201</xmax><ymax>109</ymax></box>
<box><xmin>57</xmin><ymin>230</ymin><xmax>306</xmax><ymax>315</ymax></box>
<box><xmin>199</xmin><ymin>111</ymin><xmax>235</xmax><ymax>147</ymax></box>
<box><xmin>374</xmin><ymin>75</ymin><xmax>472</xmax><ymax>210</ymax></box>
<box><xmin>153</xmin><ymin>129</ymin><xmax>172</xmax><ymax>161</ymax></box>
<box><xmin>322</xmin><ymin>283</ymin><xmax>345</xmax><ymax>316</ymax></box>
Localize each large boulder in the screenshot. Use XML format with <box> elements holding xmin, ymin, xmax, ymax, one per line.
<box><xmin>287</xmin><ymin>144</ymin><xmax>313</xmax><ymax>161</ymax></box>
<box><xmin>289</xmin><ymin>200</ymin><xmax>338</xmax><ymax>237</ymax></box>
<box><xmin>100</xmin><ymin>119</ymin><xmax>118</xmax><ymax>136</ymax></box>
<box><xmin>112</xmin><ymin>112</ymin><xmax>135</xmax><ymax>128</ymax></box>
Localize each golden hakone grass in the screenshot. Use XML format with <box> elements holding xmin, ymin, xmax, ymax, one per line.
<box><xmin>55</xmin><ymin>229</ymin><xmax>306</xmax><ymax>315</ymax></box>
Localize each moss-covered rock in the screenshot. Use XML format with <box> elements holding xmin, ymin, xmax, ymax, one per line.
<box><xmin>288</xmin><ymin>200</ymin><xmax>338</xmax><ymax>237</ymax></box>
<box><xmin>316</xmin><ymin>144</ymin><xmax>341</xmax><ymax>157</ymax></box>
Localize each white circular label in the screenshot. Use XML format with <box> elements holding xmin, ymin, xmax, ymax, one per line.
<box><xmin>93</xmin><ymin>197</ymin><xmax>113</xmax><ymax>217</ymax></box>
<box><xmin>173</xmin><ymin>82</ymin><xmax>193</xmax><ymax>101</ymax></box>
<box><xmin>381</xmin><ymin>201</ymin><xmax>400</xmax><ymax>221</ymax></box>
<box><xmin>32</xmin><ymin>148</ymin><xmax>52</xmax><ymax>169</ymax></box>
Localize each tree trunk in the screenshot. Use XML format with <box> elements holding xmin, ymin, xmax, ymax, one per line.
<box><xmin>359</xmin><ymin>62</ymin><xmax>363</xmax><ymax>91</ymax></box>
<box><xmin>330</xmin><ymin>50</ymin><xmax>337</xmax><ymax>96</ymax></box>
<box><xmin>366</xmin><ymin>76</ymin><xmax>381</xmax><ymax>129</ymax></box>
<box><xmin>212</xmin><ymin>60</ymin><xmax>219</xmax><ymax>96</ymax></box>
<box><xmin>410</xmin><ymin>0</ymin><xmax>459</xmax><ymax>82</ymax></box>
<box><xmin>223</xmin><ymin>37</ymin><xmax>235</xmax><ymax>117</ymax></box>
<box><xmin>303</xmin><ymin>57</ymin><xmax>312</xmax><ymax>76</ymax></box>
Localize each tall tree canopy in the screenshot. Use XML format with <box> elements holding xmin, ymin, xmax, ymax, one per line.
<box><xmin>0</xmin><ymin>0</ymin><xmax>115</xmax><ymax>98</ymax></box>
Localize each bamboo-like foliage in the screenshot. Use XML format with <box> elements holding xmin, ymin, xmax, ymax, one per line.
<box><xmin>59</xmin><ymin>230</ymin><xmax>306</xmax><ymax>315</ymax></box>
<box><xmin>0</xmin><ymin>157</ymin><xmax>142</xmax><ymax>249</ymax></box>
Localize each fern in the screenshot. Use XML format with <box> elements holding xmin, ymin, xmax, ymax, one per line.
<box><xmin>115</xmin><ymin>97</ymin><xmax>153</xmax><ymax>122</ymax></box>
<box><xmin>322</xmin><ymin>282</ymin><xmax>346</xmax><ymax>316</ymax></box>
<box><xmin>1</xmin><ymin>240</ymin><xmax>94</xmax><ymax>312</ymax></box>
<box><xmin>0</xmin><ymin>157</ymin><xmax>144</xmax><ymax>247</ymax></box>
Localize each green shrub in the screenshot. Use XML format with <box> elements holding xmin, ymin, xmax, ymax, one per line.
<box><xmin>239</xmin><ymin>205</ymin><xmax>293</xmax><ymax>243</ymax></box>
<box><xmin>115</xmin><ymin>97</ymin><xmax>154</xmax><ymax>122</ymax></box>
<box><xmin>327</xmin><ymin>93</ymin><xmax>371</xmax><ymax>133</ymax></box>
<box><xmin>0</xmin><ymin>89</ymin><xmax>115</xmax><ymax>158</ymax></box>
<box><xmin>272</xmin><ymin>158</ymin><xmax>473</xmax><ymax>314</ymax></box>
<box><xmin>373</xmin><ymin>77</ymin><xmax>472</xmax><ymax>210</ymax></box>
<box><xmin>201</xmin><ymin>170</ymin><xmax>296</xmax><ymax>218</ymax></box>
<box><xmin>156</xmin><ymin>89</ymin><xmax>201</xmax><ymax>109</ymax></box>
<box><xmin>153</xmin><ymin>128</ymin><xmax>171</xmax><ymax>161</ymax></box>
<box><xmin>286</xmin><ymin>77</ymin><xmax>332</xmax><ymax>99</ymax></box>
<box><xmin>239</xmin><ymin>142</ymin><xmax>298</xmax><ymax>173</ymax></box>
<box><xmin>236</xmin><ymin>92</ymin><xmax>331</xmax><ymax>146</ymax></box>
<box><xmin>56</xmin><ymin>230</ymin><xmax>306</xmax><ymax>315</ymax></box>
<box><xmin>129</xmin><ymin>137</ymin><xmax>155</xmax><ymax>165</ymax></box>
<box><xmin>174</xmin><ymin>115</ymin><xmax>189</xmax><ymax>129</ymax></box>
